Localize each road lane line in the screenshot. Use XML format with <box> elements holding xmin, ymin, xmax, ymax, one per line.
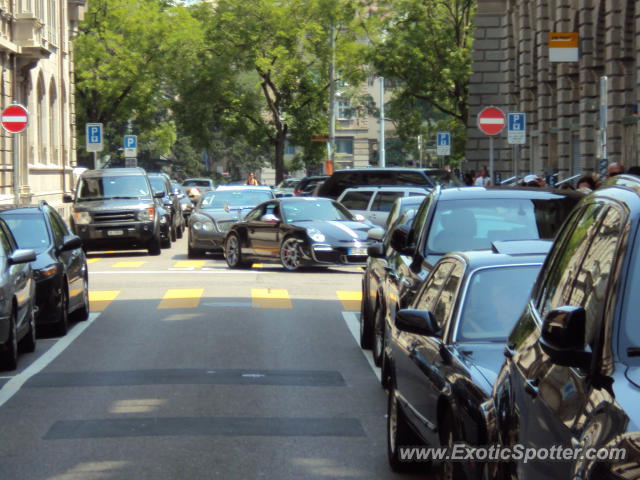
<box><xmin>86</xmin><ymin>258</ymin><xmax>101</xmax><ymax>264</ymax></box>
<box><xmin>337</xmin><ymin>291</ymin><xmax>362</xmax><ymax>311</ymax></box>
<box><xmin>172</xmin><ymin>260</ymin><xmax>205</xmax><ymax>269</ymax></box>
<box><xmin>112</xmin><ymin>261</ymin><xmax>145</xmax><ymax>268</ymax></box>
<box><xmin>342</xmin><ymin>311</ymin><xmax>381</xmax><ymax>381</ymax></box>
<box><xmin>89</xmin><ymin>290</ymin><xmax>120</xmax><ymax>312</ymax></box>
<box><xmin>158</xmin><ymin>288</ymin><xmax>204</xmax><ymax>309</ymax></box>
<box><xmin>0</xmin><ymin>313</ymin><xmax>100</xmax><ymax>409</ymax></box>
<box><xmin>251</xmin><ymin>288</ymin><xmax>292</xmax><ymax>309</ymax></box>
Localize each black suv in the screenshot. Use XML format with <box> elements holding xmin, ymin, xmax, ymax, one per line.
<box><xmin>484</xmin><ymin>175</ymin><xmax>640</xmax><ymax>480</ymax></box>
<box><xmin>316</xmin><ymin>167</ymin><xmax>461</xmax><ymax>199</ymax></box>
<box><xmin>64</xmin><ymin>168</ymin><xmax>165</xmax><ymax>255</ymax></box>
<box><xmin>148</xmin><ymin>172</ymin><xmax>185</xmax><ymax>242</ymax></box>
<box><xmin>372</xmin><ymin>186</ymin><xmax>583</xmax><ymax>377</ymax></box>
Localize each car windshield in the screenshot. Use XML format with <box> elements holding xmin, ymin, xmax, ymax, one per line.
<box><xmin>200</xmin><ymin>190</ymin><xmax>273</xmax><ymax>209</ymax></box>
<box><xmin>149</xmin><ymin>177</ymin><xmax>167</xmax><ymax>194</ymax></box>
<box><xmin>278</xmin><ymin>179</ymin><xmax>299</xmax><ymax>188</ymax></box>
<box><xmin>458</xmin><ymin>265</ymin><xmax>541</xmax><ymax>342</ymax></box>
<box><xmin>282</xmin><ymin>200</ymin><xmax>354</xmax><ymax>222</ymax></box>
<box><xmin>77</xmin><ymin>176</ymin><xmax>151</xmax><ymax>200</ymax></box>
<box><xmin>426</xmin><ymin>197</ymin><xmax>577</xmax><ymax>254</ymax></box>
<box><xmin>184</xmin><ymin>180</ymin><xmax>212</xmax><ymax>187</ymax></box>
<box><xmin>2</xmin><ymin>213</ymin><xmax>50</xmax><ymax>254</ymax></box>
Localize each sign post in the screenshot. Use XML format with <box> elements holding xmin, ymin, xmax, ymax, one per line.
<box><xmin>86</xmin><ymin>123</ymin><xmax>104</xmax><ymax>169</ymax></box>
<box><xmin>477</xmin><ymin>106</ymin><xmax>506</xmax><ymax>185</ymax></box>
<box><xmin>598</xmin><ymin>76</ymin><xmax>608</xmax><ymax>177</ymax></box>
<box><xmin>1</xmin><ymin>103</ymin><xmax>29</xmax><ymax>205</ymax></box>
<box><xmin>507</xmin><ymin>112</ymin><xmax>526</xmax><ymax>178</ymax></box>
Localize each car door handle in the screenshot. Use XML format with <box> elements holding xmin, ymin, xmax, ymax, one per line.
<box><xmin>524</xmin><ymin>378</ymin><xmax>539</xmax><ymax>398</ymax></box>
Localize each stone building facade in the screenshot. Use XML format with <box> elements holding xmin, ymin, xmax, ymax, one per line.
<box><xmin>0</xmin><ymin>0</ymin><xmax>85</xmax><ymax>213</ymax></box>
<box><xmin>467</xmin><ymin>0</ymin><xmax>639</xmax><ymax>182</ymax></box>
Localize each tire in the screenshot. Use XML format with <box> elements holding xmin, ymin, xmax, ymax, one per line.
<box><xmin>225</xmin><ymin>234</ymin><xmax>250</xmax><ymax>269</ymax></box>
<box><xmin>161</xmin><ymin>234</ymin><xmax>171</xmax><ymax>249</ymax></box>
<box><xmin>380</xmin><ymin>347</ymin><xmax>391</xmax><ymax>390</ymax></box>
<box><xmin>148</xmin><ymin>235</ymin><xmax>161</xmax><ymax>256</ymax></box>
<box><xmin>280</xmin><ymin>237</ymin><xmax>302</xmax><ymax>271</ymax></box>
<box><xmin>53</xmin><ymin>288</ymin><xmax>69</xmax><ymax>336</ymax></box>
<box><xmin>176</xmin><ymin>223</ymin><xmax>183</xmax><ymax>239</ymax></box>
<box><xmin>359</xmin><ymin>283</ymin><xmax>373</xmax><ymax>349</ymax></box>
<box><xmin>18</xmin><ymin>303</ymin><xmax>36</xmax><ymax>353</ymax></box>
<box><xmin>439</xmin><ymin>408</ymin><xmax>465</xmax><ymax>480</ymax></box>
<box><xmin>372</xmin><ymin>303</ymin><xmax>385</xmax><ymax>367</ymax></box>
<box><xmin>0</xmin><ymin>310</ymin><xmax>18</xmax><ymax>371</ymax></box>
<box><xmin>72</xmin><ymin>274</ymin><xmax>90</xmax><ymax>322</ymax></box>
<box><xmin>387</xmin><ymin>387</ymin><xmax>425</xmax><ymax>473</ymax></box>
<box><xmin>170</xmin><ymin>223</ymin><xmax>177</xmax><ymax>242</ymax></box>
<box><xmin>188</xmin><ymin>242</ymin><xmax>205</xmax><ymax>259</ymax></box>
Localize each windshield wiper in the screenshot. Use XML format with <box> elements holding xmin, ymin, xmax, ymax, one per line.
<box><xmin>106</xmin><ymin>196</ymin><xmax>143</xmax><ymax>200</ymax></box>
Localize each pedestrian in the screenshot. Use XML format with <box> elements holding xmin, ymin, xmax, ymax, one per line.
<box><xmin>576</xmin><ymin>175</ymin><xmax>596</xmax><ymax>194</ymax></box>
<box><xmin>474</xmin><ymin>166</ymin><xmax>490</xmax><ymax>187</ymax></box>
<box><xmin>463</xmin><ymin>172</ymin><xmax>474</xmax><ymax>186</ymax></box>
<box><xmin>246</xmin><ymin>172</ymin><xmax>260</xmax><ymax>186</ymax></box>
<box><xmin>607</xmin><ymin>162</ymin><xmax>625</xmax><ymax>178</ymax></box>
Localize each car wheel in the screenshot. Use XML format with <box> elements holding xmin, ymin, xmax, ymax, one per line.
<box><xmin>359</xmin><ymin>284</ymin><xmax>373</xmax><ymax>349</ymax></box>
<box><xmin>372</xmin><ymin>303</ymin><xmax>385</xmax><ymax>367</ymax></box>
<box><xmin>387</xmin><ymin>387</ymin><xmax>424</xmax><ymax>473</ymax></box>
<box><xmin>439</xmin><ymin>408</ymin><xmax>464</xmax><ymax>480</ymax></box>
<box><xmin>161</xmin><ymin>234</ymin><xmax>171</xmax><ymax>249</ymax></box>
<box><xmin>72</xmin><ymin>273</ymin><xmax>90</xmax><ymax>322</ymax></box>
<box><xmin>18</xmin><ymin>302</ymin><xmax>36</xmax><ymax>353</ymax></box>
<box><xmin>170</xmin><ymin>223</ymin><xmax>177</xmax><ymax>242</ymax></box>
<box><xmin>53</xmin><ymin>288</ymin><xmax>69</xmax><ymax>336</ymax></box>
<box><xmin>225</xmin><ymin>234</ymin><xmax>250</xmax><ymax>269</ymax></box>
<box><xmin>0</xmin><ymin>310</ymin><xmax>18</xmax><ymax>371</ymax></box>
<box><xmin>280</xmin><ymin>237</ymin><xmax>302</xmax><ymax>271</ymax></box>
<box><xmin>148</xmin><ymin>235</ymin><xmax>161</xmax><ymax>256</ymax></box>
<box><xmin>176</xmin><ymin>223</ymin><xmax>183</xmax><ymax>239</ymax></box>
<box><xmin>380</xmin><ymin>347</ymin><xmax>391</xmax><ymax>390</ymax></box>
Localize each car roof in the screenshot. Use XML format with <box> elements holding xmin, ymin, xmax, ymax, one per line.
<box><xmin>442</xmin><ymin>242</ymin><xmax>552</xmax><ymax>270</ymax></box>
<box><xmin>333</xmin><ymin>167</ymin><xmax>446</xmax><ymax>173</ymax></box>
<box><xmin>0</xmin><ymin>205</ymin><xmax>42</xmax><ymax>214</ymax></box>
<box><xmin>340</xmin><ymin>185</ymin><xmax>429</xmax><ymax>193</ymax></box>
<box><xmin>80</xmin><ymin>168</ymin><xmax>146</xmax><ymax>178</ymax></box>
<box><xmin>184</xmin><ymin>177</ymin><xmax>213</xmax><ymax>182</ymax></box>
<box><xmin>435</xmin><ymin>185</ymin><xmax>584</xmax><ymax>201</ymax></box>
<box><xmin>277</xmin><ymin>196</ymin><xmax>333</xmax><ymax>203</ymax></box>
<box><xmin>214</xmin><ymin>185</ymin><xmax>273</xmax><ymax>192</ymax></box>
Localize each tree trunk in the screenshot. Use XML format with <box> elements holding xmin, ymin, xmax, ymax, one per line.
<box><xmin>274</xmin><ymin>126</ymin><xmax>287</xmax><ymax>185</ymax></box>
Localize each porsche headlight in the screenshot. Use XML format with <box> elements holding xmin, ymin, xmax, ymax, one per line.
<box><xmin>307</xmin><ymin>227</ymin><xmax>325</xmax><ymax>242</ymax></box>
<box><xmin>72</xmin><ymin>211</ymin><xmax>91</xmax><ymax>225</ymax></box>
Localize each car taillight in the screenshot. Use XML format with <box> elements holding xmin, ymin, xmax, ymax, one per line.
<box><xmin>294</xmin><ymin>189</ymin><xmax>302</xmax><ymax>196</ymax></box>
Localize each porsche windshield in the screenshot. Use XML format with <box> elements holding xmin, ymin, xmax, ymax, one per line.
<box><xmin>282</xmin><ymin>200</ymin><xmax>354</xmax><ymax>222</ymax></box>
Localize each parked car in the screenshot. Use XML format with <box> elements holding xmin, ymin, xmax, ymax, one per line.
<box><xmin>293</xmin><ymin>175</ymin><xmax>329</xmax><ymax>196</ymax></box>
<box><xmin>183</xmin><ymin>178</ymin><xmax>215</xmax><ymax>193</ymax></box>
<box><xmin>375</xmin><ymin>186</ymin><xmax>583</xmax><ymax>370</ymax></box>
<box><xmin>483</xmin><ymin>175</ymin><xmax>640</xmax><ymax>480</ymax></box>
<box><xmin>148</xmin><ymin>172</ymin><xmax>185</xmax><ymax>242</ymax></box>
<box><xmin>274</xmin><ymin>177</ymin><xmax>301</xmax><ymax>197</ymax></box>
<box><xmin>386</xmin><ymin>242</ymin><xmax>550</xmax><ymax>477</ymax></box>
<box><xmin>338</xmin><ymin>185</ymin><xmax>429</xmax><ymax>227</ymax></box>
<box><xmin>0</xmin><ymin>202</ymin><xmax>89</xmax><ymax>335</ymax></box>
<box><xmin>187</xmin><ymin>186</ymin><xmax>275</xmax><ymax>258</ymax></box>
<box><xmin>360</xmin><ymin>195</ymin><xmax>426</xmax><ymax>351</ymax></box>
<box><xmin>316</xmin><ymin>167</ymin><xmax>462</xmax><ymax>199</ymax></box>
<box><xmin>64</xmin><ymin>167</ymin><xmax>165</xmax><ymax>255</ymax></box>
<box><xmin>224</xmin><ymin>197</ymin><xmax>373</xmax><ymax>271</ymax></box>
<box><xmin>0</xmin><ymin>218</ymin><xmax>36</xmax><ymax>371</ymax></box>
<box><xmin>172</xmin><ymin>183</ymin><xmax>194</xmax><ymax>220</ymax></box>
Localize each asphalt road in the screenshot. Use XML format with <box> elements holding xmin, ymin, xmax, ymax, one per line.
<box><xmin>0</xmin><ymin>236</ymin><xmax>423</xmax><ymax>480</ymax></box>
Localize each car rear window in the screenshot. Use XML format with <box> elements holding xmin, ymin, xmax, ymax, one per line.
<box><xmin>372</xmin><ymin>191</ymin><xmax>404</xmax><ymax>212</ymax></box>
<box><xmin>2</xmin><ymin>213</ymin><xmax>50</xmax><ymax>254</ymax></box>
<box><xmin>340</xmin><ymin>191</ymin><xmax>373</xmax><ymax>210</ymax></box>
<box><xmin>184</xmin><ymin>180</ymin><xmax>212</xmax><ymax>187</ymax></box>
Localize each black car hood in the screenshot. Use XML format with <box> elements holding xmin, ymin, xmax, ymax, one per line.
<box><xmin>457</xmin><ymin>343</ymin><xmax>506</xmax><ymax>394</ymax></box>
<box><xmin>73</xmin><ymin>199</ymin><xmax>153</xmax><ymax>212</ymax></box>
<box><xmin>292</xmin><ymin>220</ymin><xmax>372</xmax><ymax>242</ymax></box>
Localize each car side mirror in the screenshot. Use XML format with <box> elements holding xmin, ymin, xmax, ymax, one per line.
<box><xmin>390</xmin><ymin>225</ymin><xmax>414</xmax><ymax>255</ymax></box>
<box><xmin>395</xmin><ymin>309</ymin><xmax>441</xmax><ymax>337</ymax></box>
<box><xmin>8</xmin><ymin>249</ymin><xmax>36</xmax><ymax>265</ymax></box>
<box><xmin>60</xmin><ymin>235</ymin><xmax>83</xmax><ymax>252</ymax></box>
<box><xmin>153</xmin><ymin>191</ymin><xmax>164</xmax><ymax>199</ymax></box>
<box><xmin>540</xmin><ymin>306</ymin><xmax>592</xmax><ymax>369</ymax></box>
<box><xmin>260</xmin><ymin>214</ymin><xmax>280</xmax><ymax>223</ymax></box>
<box><xmin>63</xmin><ymin>193</ymin><xmax>74</xmax><ymax>203</ymax></box>
<box><xmin>367</xmin><ymin>242</ymin><xmax>385</xmax><ymax>259</ymax></box>
<box><xmin>367</xmin><ymin>227</ymin><xmax>385</xmax><ymax>241</ymax></box>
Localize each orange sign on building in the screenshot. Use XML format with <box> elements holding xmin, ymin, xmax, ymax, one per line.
<box><xmin>549</xmin><ymin>32</ymin><xmax>579</xmax><ymax>62</ymax></box>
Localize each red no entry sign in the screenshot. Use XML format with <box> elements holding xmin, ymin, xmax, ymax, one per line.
<box><xmin>1</xmin><ymin>104</ymin><xmax>28</xmax><ymax>133</ymax></box>
<box><xmin>477</xmin><ymin>107</ymin><xmax>506</xmax><ymax>136</ymax></box>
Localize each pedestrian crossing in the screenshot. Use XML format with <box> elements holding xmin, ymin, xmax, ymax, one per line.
<box><xmin>88</xmin><ymin>289</ymin><xmax>362</xmax><ymax>312</ymax></box>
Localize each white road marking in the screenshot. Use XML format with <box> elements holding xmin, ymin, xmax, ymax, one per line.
<box><xmin>0</xmin><ymin>313</ymin><xmax>100</xmax><ymax>409</ymax></box>
<box><xmin>342</xmin><ymin>311</ymin><xmax>381</xmax><ymax>381</ymax></box>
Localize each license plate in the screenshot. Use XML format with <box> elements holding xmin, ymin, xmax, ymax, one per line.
<box><xmin>107</xmin><ymin>229</ymin><xmax>124</xmax><ymax>236</ymax></box>
<box><xmin>348</xmin><ymin>247</ymin><xmax>368</xmax><ymax>256</ymax></box>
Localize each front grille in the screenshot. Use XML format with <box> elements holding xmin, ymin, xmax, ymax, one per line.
<box><xmin>92</xmin><ymin>210</ymin><xmax>138</xmax><ymax>223</ymax></box>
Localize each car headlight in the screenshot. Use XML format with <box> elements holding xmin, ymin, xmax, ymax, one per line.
<box><xmin>202</xmin><ymin>220</ymin><xmax>216</xmax><ymax>232</ymax></box>
<box><xmin>34</xmin><ymin>264</ymin><xmax>58</xmax><ymax>280</ymax></box>
<box><xmin>307</xmin><ymin>227</ymin><xmax>325</xmax><ymax>242</ymax></box>
<box><xmin>137</xmin><ymin>207</ymin><xmax>155</xmax><ymax>221</ymax></box>
<box><xmin>72</xmin><ymin>211</ymin><xmax>91</xmax><ymax>225</ymax></box>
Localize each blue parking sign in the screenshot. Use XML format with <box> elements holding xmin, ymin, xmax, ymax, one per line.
<box><xmin>124</xmin><ymin>135</ymin><xmax>137</xmax><ymax>149</ymax></box>
<box><xmin>507</xmin><ymin>113</ymin><xmax>526</xmax><ymax>144</ymax></box>
<box><xmin>86</xmin><ymin>123</ymin><xmax>103</xmax><ymax>152</ymax></box>
<box><xmin>436</xmin><ymin>132</ymin><xmax>451</xmax><ymax>156</ymax></box>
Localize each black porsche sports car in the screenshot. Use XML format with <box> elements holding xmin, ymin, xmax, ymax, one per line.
<box><xmin>223</xmin><ymin>197</ymin><xmax>374</xmax><ymax>271</ymax></box>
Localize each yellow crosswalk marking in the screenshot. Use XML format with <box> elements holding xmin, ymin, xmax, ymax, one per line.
<box><xmin>252</xmin><ymin>263</ymin><xmax>264</xmax><ymax>268</ymax></box>
<box><xmin>251</xmin><ymin>288</ymin><xmax>292</xmax><ymax>309</ymax></box>
<box><xmin>158</xmin><ymin>288</ymin><xmax>204</xmax><ymax>309</ymax></box>
<box><xmin>112</xmin><ymin>261</ymin><xmax>145</xmax><ymax>268</ymax></box>
<box><xmin>173</xmin><ymin>260</ymin><xmax>205</xmax><ymax>269</ymax></box>
<box><xmin>86</xmin><ymin>258</ymin><xmax>101</xmax><ymax>264</ymax></box>
<box><xmin>89</xmin><ymin>290</ymin><xmax>120</xmax><ymax>312</ymax></box>
<box><xmin>337</xmin><ymin>291</ymin><xmax>362</xmax><ymax>311</ymax></box>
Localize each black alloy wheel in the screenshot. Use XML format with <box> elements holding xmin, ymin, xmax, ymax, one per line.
<box><xmin>280</xmin><ymin>237</ymin><xmax>302</xmax><ymax>271</ymax></box>
<box><xmin>0</xmin><ymin>310</ymin><xmax>18</xmax><ymax>371</ymax></box>
<box><xmin>387</xmin><ymin>387</ymin><xmax>425</xmax><ymax>473</ymax></box>
<box><xmin>225</xmin><ymin>234</ymin><xmax>250</xmax><ymax>269</ymax></box>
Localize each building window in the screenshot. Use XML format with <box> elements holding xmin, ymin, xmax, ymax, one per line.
<box><xmin>336</xmin><ymin>100</ymin><xmax>354</xmax><ymax>120</ymax></box>
<box><xmin>335</xmin><ymin>138</ymin><xmax>353</xmax><ymax>155</ymax></box>
<box><xmin>284</xmin><ymin>141</ymin><xmax>296</xmax><ymax>155</ymax></box>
